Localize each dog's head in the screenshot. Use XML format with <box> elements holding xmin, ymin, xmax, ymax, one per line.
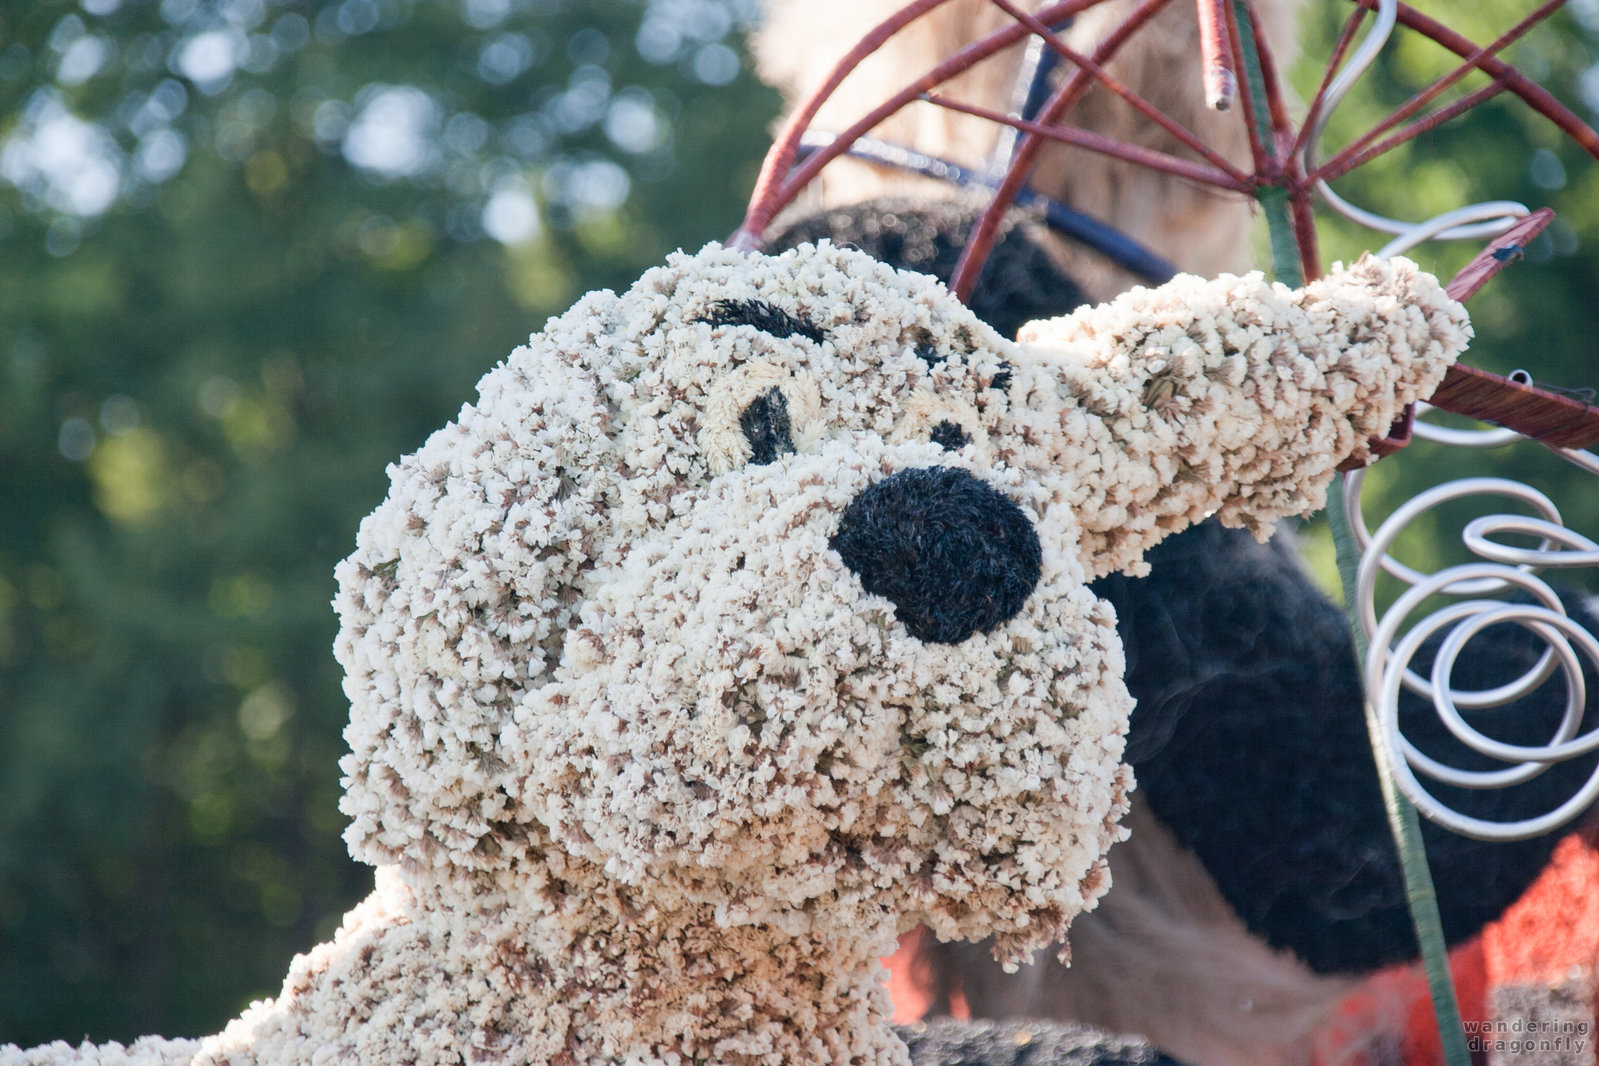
<box><xmin>333</xmin><ymin>242</ymin><xmax>1133</xmax><ymax>962</ymax></box>
<box><xmin>332</xmin><ymin>241</ymin><xmax>1466</xmax><ymax>964</ymax></box>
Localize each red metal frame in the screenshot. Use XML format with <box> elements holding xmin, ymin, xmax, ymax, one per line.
<box><xmin>731</xmin><ymin>0</ymin><xmax>1599</xmax><ymax>451</ymax></box>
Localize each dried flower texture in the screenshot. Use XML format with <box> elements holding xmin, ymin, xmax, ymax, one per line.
<box><xmin>3</xmin><ymin>243</ymin><xmax>1468</xmax><ymax>1066</ymax></box>
<box><xmin>1015</xmin><ymin>255</ymin><xmax>1470</xmax><ymax>577</ymax></box>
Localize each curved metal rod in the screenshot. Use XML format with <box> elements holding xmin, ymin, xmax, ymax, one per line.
<box><xmin>1462</xmin><ymin>514</ymin><xmax>1599</xmax><ymax>569</ymax></box>
<box><xmin>1369</xmin><ymin>565</ymin><xmax>1599</xmax><ymax>841</ymax></box>
<box><xmin>1559</xmin><ymin>446</ymin><xmax>1599</xmax><ymax>476</ymax></box>
<box><xmin>1376</xmin><ymin>201</ymin><xmax>1530</xmax><ymax>258</ymax></box>
<box><xmin>1347</xmin><ymin>474</ymin><xmax>1562</xmax><ymax>618</ymax></box>
<box><xmin>1409</xmin><ymin>402</ymin><xmax>1523</xmax><ymax>449</ymax></box>
<box><xmin>1301</xmin><ymin>0</ymin><xmax>1528</xmax><ymax>244</ymax></box>
<box><xmin>1429</xmin><ymin>606</ymin><xmax>1597</xmax><ymax>764</ymax></box>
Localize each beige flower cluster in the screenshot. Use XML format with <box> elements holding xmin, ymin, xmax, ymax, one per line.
<box><xmin>3</xmin><ymin>242</ymin><xmax>1468</xmax><ymax>1066</ymax></box>
<box><xmin>1016</xmin><ymin>255</ymin><xmax>1464</xmax><ymax>578</ymax></box>
<box><xmin>1014</xmin><ymin>255</ymin><xmax>1471</xmax><ymax>576</ymax></box>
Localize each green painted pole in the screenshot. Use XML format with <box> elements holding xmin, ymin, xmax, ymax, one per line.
<box><xmin>1232</xmin><ymin>4</ymin><xmax>1471</xmax><ymax>1062</ymax></box>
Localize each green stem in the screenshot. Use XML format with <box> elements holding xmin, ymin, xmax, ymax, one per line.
<box><xmin>1329</xmin><ymin>478</ymin><xmax>1471</xmax><ymax>1066</ymax></box>
<box><xmin>1230</xmin><ymin>4</ymin><xmax>1469</xmax><ymax>1057</ymax></box>
<box><xmin>1257</xmin><ymin>186</ymin><xmax>1305</xmax><ymax>289</ymax></box>
<box><xmin>1231</xmin><ymin>0</ymin><xmax>1303</xmax><ymax>289</ymax></box>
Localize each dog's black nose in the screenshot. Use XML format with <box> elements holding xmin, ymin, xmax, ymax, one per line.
<box><xmin>830</xmin><ymin>467</ymin><xmax>1042</xmax><ymax>644</ymax></box>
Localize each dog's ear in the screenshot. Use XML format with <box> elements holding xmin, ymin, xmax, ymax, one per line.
<box><xmin>333</xmin><ymin>289</ymin><xmax>633</xmax><ymax>876</ymax></box>
<box><xmin>1013</xmin><ymin>257</ymin><xmax>1470</xmax><ymax>579</ymax></box>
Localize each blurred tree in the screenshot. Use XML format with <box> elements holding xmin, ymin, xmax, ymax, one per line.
<box><xmin>2</xmin><ymin>0</ymin><xmax>1599</xmax><ymax>1051</ymax></box>
<box><xmin>0</xmin><ymin>0</ymin><xmax>775</xmax><ymax>1044</ymax></box>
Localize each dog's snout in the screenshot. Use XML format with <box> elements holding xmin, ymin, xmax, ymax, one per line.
<box><xmin>830</xmin><ymin>467</ymin><xmax>1041</xmax><ymax>644</ymax></box>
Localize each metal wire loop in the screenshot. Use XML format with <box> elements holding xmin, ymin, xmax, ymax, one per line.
<box><xmin>1462</xmin><ymin>515</ymin><xmax>1599</xmax><ymax>569</ymax></box>
<box><xmin>1353</xmin><ymin>470</ymin><xmax>1599</xmax><ymax>840</ymax></box>
<box><xmin>1429</xmin><ymin>606</ymin><xmax>1598</xmax><ymax>765</ymax></box>
<box><xmin>1372</xmin><ymin>576</ymin><xmax>1599</xmax><ymax>840</ymax></box>
<box><xmin>1346</xmin><ymin>475</ymin><xmax>1563</xmax><ymax>622</ymax></box>
<box><xmin>1303</xmin><ymin>0</ymin><xmax>1529</xmax><ymax>248</ymax></box>
<box><xmin>1410</xmin><ymin>402</ymin><xmax>1524</xmax><ymax>449</ymax></box>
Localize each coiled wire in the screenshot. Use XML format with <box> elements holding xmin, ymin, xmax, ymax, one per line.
<box><xmin>1305</xmin><ymin>0</ymin><xmax>1599</xmax><ymax>840</ymax></box>
<box><xmin>1342</xmin><ymin>470</ymin><xmax>1599</xmax><ymax>840</ymax></box>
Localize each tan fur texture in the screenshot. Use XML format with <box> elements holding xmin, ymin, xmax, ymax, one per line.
<box><xmin>940</xmin><ymin>806</ymin><xmax>1360</xmax><ymax>1066</ymax></box>
<box><xmin>753</xmin><ymin>0</ymin><xmax>1305</xmax><ymax>296</ymax></box>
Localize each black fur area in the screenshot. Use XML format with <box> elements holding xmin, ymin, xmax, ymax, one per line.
<box><xmin>895</xmin><ymin>1020</ymin><xmax>1179</xmax><ymax>1065</ymax></box>
<box><xmin>1107</xmin><ymin>521</ymin><xmax>1599</xmax><ymax>975</ymax></box>
<box><xmin>771</xmin><ymin>198</ymin><xmax>1593</xmax><ymax>983</ymax></box>
<box><xmin>767</xmin><ymin>198</ymin><xmax>1085</xmax><ymax>342</ymax></box>
<box><xmin>699</xmin><ymin>298</ymin><xmax>826</xmax><ymax>344</ymax></box>
<box><xmin>930</xmin><ymin>420</ymin><xmax>972</xmax><ymax>450</ymax></box>
<box><xmin>739</xmin><ymin>386</ymin><xmax>794</xmax><ymax>465</ymax></box>
<box><xmin>831</xmin><ymin>467</ymin><xmax>1041</xmax><ymax>645</ymax></box>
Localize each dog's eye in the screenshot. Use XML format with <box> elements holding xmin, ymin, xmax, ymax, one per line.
<box><xmin>740</xmin><ymin>387</ymin><xmax>795</xmax><ymax>464</ymax></box>
<box><xmin>929</xmin><ymin>420</ymin><xmax>971</xmax><ymax>450</ymax></box>
<box><xmin>908</xmin><ymin>328</ymin><xmax>947</xmax><ymax>372</ymax></box>
<box><xmin>889</xmin><ymin>390</ymin><xmax>985</xmax><ymax>454</ymax></box>
<box><xmin>907</xmin><ymin>324</ymin><xmax>984</xmax><ymax>372</ymax></box>
<box><xmin>700</xmin><ymin>361</ymin><xmax>823</xmax><ymax>476</ymax></box>
<box><xmin>908</xmin><ymin>328</ymin><xmax>1006</xmax><ymax>394</ymax></box>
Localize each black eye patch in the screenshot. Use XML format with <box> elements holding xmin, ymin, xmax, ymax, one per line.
<box><xmin>740</xmin><ymin>387</ymin><xmax>795</xmax><ymax>465</ymax></box>
<box><xmin>910</xmin><ymin>329</ymin><xmax>1008</xmax><ymax>394</ymax></box>
<box><xmin>698</xmin><ymin>299</ymin><xmax>826</xmax><ymax>345</ymax></box>
<box><xmin>929</xmin><ymin>420</ymin><xmax>971</xmax><ymax>450</ymax></box>
<box><xmin>907</xmin><ymin>327</ymin><xmax>947</xmax><ymax>372</ymax></box>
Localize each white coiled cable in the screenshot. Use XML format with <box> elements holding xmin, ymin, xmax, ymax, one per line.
<box><xmin>1304</xmin><ymin>0</ymin><xmax>1599</xmax><ymax>840</ymax></box>
<box><xmin>1342</xmin><ymin>470</ymin><xmax>1599</xmax><ymax>840</ymax></box>
<box><xmin>1300</xmin><ymin>0</ymin><xmax>1529</xmax><ymax>247</ymax></box>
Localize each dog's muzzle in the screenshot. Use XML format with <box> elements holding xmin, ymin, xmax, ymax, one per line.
<box><xmin>830</xmin><ymin>466</ymin><xmax>1042</xmax><ymax>645</ymax></box>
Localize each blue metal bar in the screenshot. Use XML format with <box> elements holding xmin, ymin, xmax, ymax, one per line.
<box><xmin>796</xmin><ymin>133</ymin><xmax>1179</xmax><ymax>285</ymax></box>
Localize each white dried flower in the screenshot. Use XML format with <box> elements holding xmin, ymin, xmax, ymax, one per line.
<box><xmin>5</xmin><ymin>244</ymin><xmax>1468</xmax><ymax>1066</ymax></box>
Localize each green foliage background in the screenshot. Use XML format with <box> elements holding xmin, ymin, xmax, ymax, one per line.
<box><xmin>1289</xmin><ymin>1</ymin><xmax>1599</xmax><ymax>598</ymax></box>
<box><xmin>0</xmin><ymin>0</ymin><xmax>1596</xmax><ymax>1048</ymax></box>
<box><xmin>0</xmin><ymin>0</ymin><xmax>777</xmax><ymax>1043</ymax></box>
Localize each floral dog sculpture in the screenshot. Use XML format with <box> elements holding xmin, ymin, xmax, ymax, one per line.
<box><xmin>6</xmin><ymin>242</ymin><xmax>1469</xmax><ymax>1066</ymax></box>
